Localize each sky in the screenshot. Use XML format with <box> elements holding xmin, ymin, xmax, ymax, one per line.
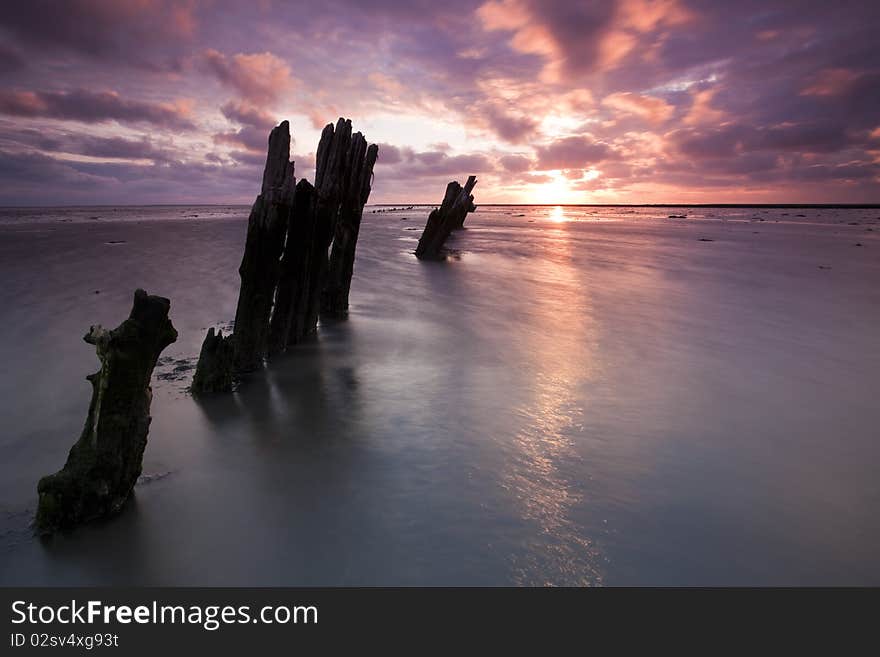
<box><xmin>0</xmin><ymin>0</ymin><xmax>878</xmax><ymax>205</ymax></box>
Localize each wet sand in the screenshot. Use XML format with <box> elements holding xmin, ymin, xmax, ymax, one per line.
<box><xmin>1</xmin><ymin>205</ymin><xmax>878</xmax><ymax>585</ymax></box>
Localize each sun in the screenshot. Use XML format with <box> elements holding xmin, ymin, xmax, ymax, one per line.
<box><xmin>531</xmin><ymin>171</ymin><xmax>571</xmax><ymax>205</ymax></box>
<box><xmin>528</xmin><ymin>169</ymin><xmax>599</xmax><ymax>205</ymax></box>
<box><xmin>549</xmin><ymin>205</ymin><xmax>567</xmax><ymax>222</ymax></box>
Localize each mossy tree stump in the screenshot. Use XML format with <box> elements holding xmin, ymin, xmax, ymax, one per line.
<box><xmin>36</xmin><ymin>289</ymin><xmax>177</xmax><ymax>534</ymax></box>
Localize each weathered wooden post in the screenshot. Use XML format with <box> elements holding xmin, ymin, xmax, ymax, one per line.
<box><xmin>268</xmin><ymin>118</ymin><xmax>379</xmax><ymax>350</ymax></box>
<box><xmin>267</xmin><ymin>179</ymin><xmax>317</xmax><ymax>353</ymax></box>
<box><xmin>196</xmin><ymin>117</ymin><xmax>378</xmax><ymax>378</ymax></box>
<box><xmin>36</xmin><ymin>289</ymin><xmax>177</xmax><ymax>534</ymax></box>
<box><xmin>191</xmin><ymin>327</ymin><xmax>234</xmax><ymax>393</ymax></box>
<box><xmin>191</xmin><ymin>121</ymin><xmax>294</xmax><ymax>391</ymax></box>
<box><xmin>321</xmin><ymin>135</ymin><xmax>379</xmax><ymax>317</ymax></box>
<box><xmin>229</xmin><ymin>120</ymin><xmax>295</xmax><ymax>372</ymax></box>
<box><xmin>415</xmin><ymin>176</ymin><xmax>477</xmax><ymax>260</ymax></box>
<box><xmin>301</xmin><ymin>118</ymin><xmax>352</xmax><ymax>337</ymax></box>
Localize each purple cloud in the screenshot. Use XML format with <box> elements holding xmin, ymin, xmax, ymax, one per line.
<box><xmin>535</xmin><ymin>136</ymin><xmax>616</xmax><ymax>170</ymax></box>
<box><xmin>0</xmin><ymin>89</ymin><xmax>195</xmax><ymax>130</ymax></box>
<box><xmin>0</xmin><ymin>0</ymin><xmax>878</xmax><ymax>203</ymax></box>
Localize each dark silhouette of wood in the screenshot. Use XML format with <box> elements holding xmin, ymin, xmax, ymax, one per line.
<box><xmin>303</xmin><ymin>118</ymin><xmax>352</xmax><ymax>336</ymax></box>
<box><xmin>230</xmin><ymin>120</ymin><xmax>295</xmax><ymax>372</ymax></box>
<box><xmin>197</xmin><ymin>117</ymin><xmax>377</xmax><ymax>372</ymax></box>
<box><xmin>266</xmin><ymin>119</ymin><xmax>350</xmax><ymax>351</ymax></box>
<box><xmin>268</xmin><ymin>118</ymin><xmax>379</xmax><ymax>350</ymax></box>
<box><xmin>267</xmin><ymin>179</ymin><xmax>317</xmax><ymax>353</ymax></box>
<box><xmin>415</xmin><ymin>176</ymin><xmax>477</xmax><ymax>260</ymax></box>
<box><xmin>322</xmin><ymin>135</ymin><xmax>379</xmax><ymax>317</ymax></box>
<box><xmin>36</xmin><ymin>289</ymin><xmax>177</xmax><ymax>534</ymax></box>
<box><xmin>191</xmin><ymin>327</ymin><xmax>234</xmax><ymax>393</ymax></box>
<box><xmin>451</xmin><ymin>175</ymin><xmax>477</xmax><ymax>229</ymax></box>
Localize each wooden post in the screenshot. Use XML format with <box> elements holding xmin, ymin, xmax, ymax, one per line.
<box><xmin>415</xmin><ymin>176</ymin><xmax>477</xmax><ymax>260</ymax></box>
<box><xmin>191</xmin><ymin>327</ymin><xmax>234</xmax><ymax>393</ymax></box>
<box><xmin>197</xmin><ymin>117</ymin><xmax>377</xmax><ymax>374</ymax></box>
<box><xmin>267</xmin><ymin>179</ymin><xmax>317</xmax><ymax>353</ymax></box>
<box><xmin>229</xmin><ymin>121</ymin><xmax>295</xmax><ymax>372</ymax></box>
<box><xmin>321</xmin><ymin>134</ymin><xmax>379</xmax><ymax>317</ymax></box>
<box><xmin>36</xmin><ymin>290</ymin><xmax>177</xmax><ymax>534</ymax></box>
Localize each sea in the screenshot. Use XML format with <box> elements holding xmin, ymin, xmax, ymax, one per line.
<box><xmin>1</xmin><ymin>204</ymin><xmax>878</xmax><ymax>585</ymax></box>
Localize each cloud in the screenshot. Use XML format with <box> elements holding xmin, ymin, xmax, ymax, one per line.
<box><xmin>0</xmin><ymin>122</ymin><xmax>187</xmax><ymax>164</ymax></box>
<box><xmin>0</xmin><ymin>0</ymin><xmax>198</xmax><ymax>71</ymax></box>
<box><xmin>214</xmin><ymin>101</ymin><xmax>280</xmax><ymax>155</ymax></box>
<box><xmin>683</xmin><ymin>88</ymin><xmax>726</xmax><ymax>126</ymax></box>
<box><xmin>219</xmin><ymin>102</ymin><xmax>277</xmax><ymax>129</ymax></box>
<box><xmin>0</xmin><ymin>150</ymin><xmax>107</xmax><ymax>190</ymax></box>
<box><xmin>602</xmin><ymin>92</ymin><xmax>674</xmax><ymax>124</ymax></box>
<box><xmin>672</xmin><ymin>121</ymin><xmax>858</xmax><ymax>160</ymax></box>
<box><xmin>1</xmin><ymin>0</ymin><xmax>879</xmax><ymax>203</ymax></box>
<box><xmin>67</xmin><ymin>135</ymin><xmax>173</xmax><ymax>161</ymax></box>
<box><xmin>499</xmin><ymin>154</ymin><xmax>533</xmax><ymax>172</ymax></box>
<box><xmin>801</xmin><ymin>68</ymin><xmax>863</xmax><ymax>97</ymax></box>
<box><xmin>535</xmin><ymin>135</ymin><xmax>616</xmax><ymax>170</ymax></box>
<box><xmin>0</xmin><ymin>147</ymin><xmax>266</xmax><ymax>205</ymax></box>
<box><xmin>0</xmin><ymin>89</ymin><xmax>196</xmax><ymax>130</ymax></box>
<box><xmin>477</xmin><ymin>0</ymin><xmax>692</xmax><ymax>81</ymax></box>
<box><xmin>479</xmin><ymin>103</ymin><xmax>539</xmax><ymax>142</ymax></box>
<box><xmin>375</xmin><ymin>143</ymin><xmax>409</xmax><ymax>165</ymax></box>
<box><xmin>202</xmin><ymin>50</ymin><xmax>296</xmax><ymax>105</ymax></box>
<box><xmin>0</xmin><ymin>42</ymin><xmax>24</xmax><ymax>73</ymax></box>
<box><xmin>368</xmin><ymin>141</ymin><xmax>494</xmax><ymax>201</ymax></box>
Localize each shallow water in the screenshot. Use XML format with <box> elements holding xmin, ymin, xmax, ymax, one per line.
<box><xmin>1</xmin><ymin>204</ymin><xmax>879</xmax><ymax>585</ymax></box>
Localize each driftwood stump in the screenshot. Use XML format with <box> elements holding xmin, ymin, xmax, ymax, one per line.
<box><xmin>36</xmin><ymin>289</ymin><xmax>177</xmax><ymax>534</ymax></box>
<box><xmin>191</xmin><ymin>328</ymin><xmax>234</xmax><ymax>393</ymax></box>
<box><xmin>322</xmin><ymin>135</ymin><xmax>379</xmax><ymax>317</ymax></box>
<box><xmin>230</xmin><ymin>121</ymin><xmax>295</xmax><ymax>372</ymax></box>
<box><xmin>268</xmin><ymin>118</ymin><xmax>379</xmax><ymax>349</ymax></box>
<box><xmin>303</xmin><ymin>118</ymin><xmax>353</xmax><ymax>337</ymax></box>
<box><xmin>196</xmin><ymin>117</ymin><xmax>378</xmax><ymax>378</ymax></box>
<box><xmin>415</xmin><ymin>176</ymin><xmax>477</xmax><ymax>260</ymax></box>
<box><xmin>267</xmin><ymin>179</ymin><xmax>317</xmax><ymax>353</ymax></box>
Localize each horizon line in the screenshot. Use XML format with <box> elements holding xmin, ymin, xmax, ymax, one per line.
<box><xmin>2</xmin><ymin>202</ymin><xmax>879</xmax><ymax>209</ymax></box>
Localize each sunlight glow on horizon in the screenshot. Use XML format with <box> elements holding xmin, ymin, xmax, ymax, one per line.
<box><xmin>0</xmin><ymin>2</ymin><xmax>877</xmax><ymax>205</ymax></box>
<box><xmin>549</xmin><ymin>205</ymin><xmax>567</xmax><ymax>222</ymax></box>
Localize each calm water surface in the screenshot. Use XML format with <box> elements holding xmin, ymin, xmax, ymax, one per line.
<box><xmin>1</xmin><ymin>205</ymin><xmax>878</xmax><ymax>585</ymax></box>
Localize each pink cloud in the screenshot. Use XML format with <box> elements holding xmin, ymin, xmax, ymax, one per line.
<box><xmin>477</xmin><ymin>0</ymin><xmax>693</xmax><ymax>80</ymax></box>
<box><xmin>220</xmin><ymin>101</ymin><xmax>277</xmax><ymax>130</ymax></box>
<box><xmin>0</xmin><ymin>0</ymin><xmax>199</xmax><ymax>70</ymax></box>
<box><xmin>534</xmin><ymin>135</ymin><xmax>616</xmax><ymax>170</ymax></box>
<box><xmin>499</xmin><ymin>154</ymin><xmax>533</xmax><ymax>172</ymax></box>
<box><xmin>683</xmin><ymin>88</ymin><xmax>726</xmax><ymax>126</ymax></box>
<box><xmin>602</xmin><ymin>92</ymin><xmax>674</xmax><ymax>124</ymax></box>
<box><xmin>202</xmin><ymin>49</ymin><xmax>296</xmax><ymax>105</ymax></box>
<box><xmin>801</xmin><ymin>68</ymin><xmax>862</xmax><ymax>97</ymax></box>
<box><xmin>0</xmin><ymin>89</ymin><xmax>196</xmax><ymax>129</ymax></box>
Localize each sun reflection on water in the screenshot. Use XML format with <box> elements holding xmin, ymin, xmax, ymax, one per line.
<box><xmin>549</xmin><ymin>205</ymin><xmax>568</xmax><ymax>223</ymax></box>
<box><xmin>501</xmin><ymin>244</ymin><xmax>604</xmax><ymax>586</ymax></box>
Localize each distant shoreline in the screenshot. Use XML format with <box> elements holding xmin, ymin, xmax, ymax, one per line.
<box><xmin>1</xmin><ymin>203</ymin><xmax>879</xmax><ymax>210</ymax></box>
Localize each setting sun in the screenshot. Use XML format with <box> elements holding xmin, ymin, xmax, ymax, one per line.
<box><xmin>529</xmin><ymin>172</ymin><xmax>577</xmax><ymax>205</ymax></box>
<box><xmin>1</xmin><ymin>0</ymin><xmax>878</xmax><ymax>599</ymax></box>
<box><xmin>549</xmin><ymin>205</ymin><xmax>567</xmax><ymax>222</ymax></box>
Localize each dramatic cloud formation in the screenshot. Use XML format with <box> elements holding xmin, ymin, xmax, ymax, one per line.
<box><xmin>201</xmin><ymin>50</ymin><xmax>297</xmax><ymax>105</ymax></box>
<box><xmin>0</xmin><ymin>0</ymin><xmax>197</xmax><ymax>71</ymax></box>
<box><xmin>0</xmin><ymin>0</ymin><xmax>877</xmax><ymax>204</ymax></box>
<box><xmin>0</xmin><ymin>90</ymin><xmax>195</xmax><ymax>130</ymax></box>
<box><xmin>535</xmin><ymin>136</ymin><xmax>616</xmax><ymax>170</ymax></box>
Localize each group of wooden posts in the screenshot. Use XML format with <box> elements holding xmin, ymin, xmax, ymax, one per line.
<box><xmin>34</xmin><ymin>117</ymin><xmax>477</xmax><ymax>534</ymax></box>
<box><xmin>190</xmin><ymin>118</ymin><xmax>379</xmax><ymax>393</ymax></box>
